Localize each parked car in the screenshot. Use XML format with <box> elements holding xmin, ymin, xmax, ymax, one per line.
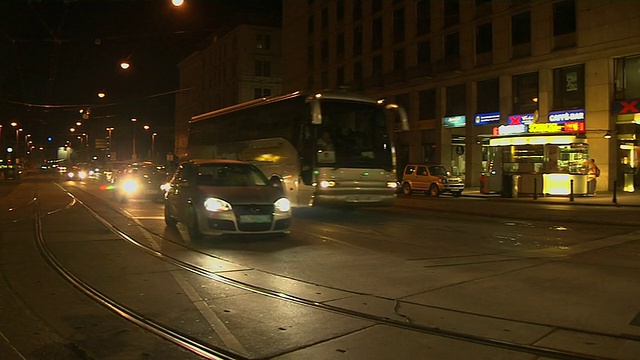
<box><xmin>400</xmin><ymin>164</ymin><xmax>464</xmax><ymax>197</ymax></box>
<box><xmin>113</xmin><ymin>162</ymin><xmax>168</xmax><ymax>202</ymax></box>
<box><xmin>163</xmin><ymin>159</ymin><xmax>291</xmax><ymax>239</ymax></box>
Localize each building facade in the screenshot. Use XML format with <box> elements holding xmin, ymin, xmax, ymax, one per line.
<box><xmin>175</xmin><ymin>24</ymin><xmax>282</xmax><ymax>158</ymax></box>
<box><xmin>281</xmin><ymin>0</ymin><xmax>640</xmax><ymax>193</ymax></box>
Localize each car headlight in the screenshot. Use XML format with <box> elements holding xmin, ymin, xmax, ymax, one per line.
<box><xmin>274</xmin><ymin>197</ymin><xmax>291</xmax><ymax>213</ymax></box>
<box><xmin>122</xmin><ymin>179</ymin><xmax>139</xmax><ymax>194</ymax></box>
<box><xmin>67</xmin><ymin>172</ymin><xmax>74</xmax><ymax>178</ymax></box>
<box><xmin>386</xmin><ymin>181</ymin><xmax>398</xmax><ymax>189</ymax></box>
<box><xmin>204</xmin><ymin>197</ymin><xmax>232</xmax><ymax>212</ymax></box>
<box><xmin>78</xmin><ymin>171</ymin><xmax>87</xmax><ymax>180</ymax></box>
<box><xmin>319</xmin><ymin>180</ymin><xmax>336</xmax><ymax>188</ymax></box>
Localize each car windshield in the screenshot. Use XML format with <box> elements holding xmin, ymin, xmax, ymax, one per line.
<box><xmin>428</xmin><ymin>166</ymin><xmax>449</xmax><ymax>176</ymax></box>
<box><xmin>195</xmin><ymin>163</ymin><xmax>269</xmax><ymax>187</ymax></box>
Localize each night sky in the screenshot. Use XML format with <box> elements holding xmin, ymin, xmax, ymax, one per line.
<box><xmin>0</xmin><ymin>0</ymin><xmax>281</xmax><ymax>160</ymax></box>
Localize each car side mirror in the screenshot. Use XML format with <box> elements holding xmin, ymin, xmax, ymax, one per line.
<box><xmin>269</xmin><ymin>175</ymin><xmax>283</xmax><ymax>188</ymax></box>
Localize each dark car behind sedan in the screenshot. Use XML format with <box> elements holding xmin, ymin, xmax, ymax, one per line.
<box><xmin>113</xmin><ymin>163</ymin><xmax>168</xmax><ymax>202</ymax></box>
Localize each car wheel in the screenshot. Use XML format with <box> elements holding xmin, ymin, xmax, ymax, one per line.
<box><xmin>402</xmin><ymin>183</ymin><xmax>412</xmax><ymax>195</ymax></box>
<box><xmin>428</xmin><ymin>184</ymin><xmax>440</xmax><ymax>197</ymax></box>
<box><xmin>164</xmin><ymin>203</ymin><xmax>177</xmax><ymax>227</ymax></box>
<box><xmin>187</xmin><ymin>206</ymin><xmax>202</xmax><ymax>240</ymax></box>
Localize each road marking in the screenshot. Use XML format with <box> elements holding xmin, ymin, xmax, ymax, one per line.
<box><xmin>170</xmin><ymin>271</ymin><xmax>249</xmax><ymax>356</ymax></box>
<box><xmin>0</xmin><ymin>331</ymin><xmax>28</xmax><ymax>360</ymax></box>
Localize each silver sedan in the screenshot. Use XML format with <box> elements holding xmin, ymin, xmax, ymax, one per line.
<box><xmin>163</xmin><ymin>159</ymin><xmax>292</xmax><ymax>239</ymax></box>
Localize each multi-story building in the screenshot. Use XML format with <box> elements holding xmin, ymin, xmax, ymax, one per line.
<box><xmin>175</xmin><ymin>23</ymin><xmax>282</xmax><ymax>158</ymax></box>
<box><xmin>281</xmin><ymin>0</ymin><xmax>640</xmax><ymax>194</ymax></box>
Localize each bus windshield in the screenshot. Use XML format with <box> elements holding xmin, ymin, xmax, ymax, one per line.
<box><xmin>316</xmin><ymin>101</ymin><xmax>393</xmax><ymax>170</ymax></box>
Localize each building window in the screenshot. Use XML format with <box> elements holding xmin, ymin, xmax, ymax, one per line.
<box><xmin>353</xmin><ymin>26</ymin><xmax>363</xmax><ymax>56</ymax></box>
<box><xmin>511</xmin><ymin>11</ymin><xmax>531</xmax><ymax>45</ymax></box>
<box><xmin>321</xmin><ymin>7</ymin><xmax>329</xmax><ymax>28</ymax></box>
<box><xmin>393</xmin><ymin>49</ymin><xmax>405</xmax><ymax>72</ymax></box>
<box><xmin>553</xmin><ymin>0</ymin><xmax>576</xmax><ymax>36</ymax></box>
<box><xmin>254</xmin><ymin>88</ymin><xmax>271</xmax><ymax>99</ymax></box>
<box><xmin>254</xmin><ymin>60</ymin><xmax>271</xmax><ymax>76</ymax></box>
<box><xmin>321</xmin><ymin>70</ymin><xmax>328</xmax><ymax>88</ymax></box>
<box><xmin>372</xmin><ymin>0</ymin><xmax>383</xmax><ymax>14</ymax></box>
<box><xmin>393</xmin><ymin>8</ymin><xmax>405</xmax><ymax>43</ymax></box>
<box><xmin>256</xmin><ymin>34</ymin><xmax>271</xmax><ymax>50</ymax></box>
<box><xmin>337</xmin><ymin>32</ymin><xmax>345</xmax><ymax>57</ymax></box>
<box><xmin>417</xmin><ymin>0</ymin><xmax>431</xmax><ymax>35</ymax></box>
<box><xmin>444</xmin><ymin>32</ymin><xmax>460</xmax><ymax>58</ymax></box>
<box><xmin>336</xmin><ymin>0</ymin><xmax>345</xmax><ymax>21</ymax></box>
<box><xmin>443</xmin><ymin>0</ymin><xmax>460</xmax><ymax>28</ymax></box>
<box><xmin>418</xmin><ymin>41</ymin><xmax>431</xmax><ymax>64</ymax></box>
<box><xmin>308</xmin><ymin>15</ymin><xmax>314</xmax><ymax>34</ymax></box>
<box><xmin>513</xmin><ymin>72</ymin><xmax>539</xmax><ymax>114</ymax></box>
<box><xmin>353</xmin><ymin>0</ymin><xmax>362</xmax><ymax>21</ymax></box>
<box><xmin>321</xmin><ymin>39</ymin><xmax>329</xmax><ymax>63</ymax></box>
<box><xmin>353</xmin><ymin>61</ymin><xmax>363</xmax><ymax>82</ymax></box>
<box><xmin>372</xmin><ymin>17</ymin><xmax>383</xmax><ymax>50</ymax></box>
<box><xmin>419</xmin><ymin>89</ymin><xmax>436</xmax><ymax>120</ymax></box>
<box><xmin>336</xmin><ymin>66</ymin><xmax>344</xmax><ymax>86</ymax></box>
<box><xmin>553</xmin><ymin>64</ymin><xmax>584</xmax><ymax>110</ymax></box>
<box><xmin>372</xmin><ymin>55</ymin><xmax>383</xmax><ymax>76</ymax></box>
<box><xmin>476</xmin><ymin>22</ymin><xmax>492</xmax><ymax>54</ymax></box>
<box><xmin>477</xmin><ymin>78</ymin><xmax>499</xmax><ymax>113</ymax></box>
<box><xmin>614</xmin><ymin>55</ymin><xmax>640</xmax><ymax>100</ymax></box>
<box><xmin>307</xmin><ymin>46</ymin><xmax>314</xmax><ymax>68</ymax></box>
<box><xmin>446</xmin><ymin>84</ymin><xmax>466</xmax><ymax>116</ymax></box>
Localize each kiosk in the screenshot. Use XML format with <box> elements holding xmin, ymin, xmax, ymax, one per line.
<box><xmin>481</xmin><ymin>111</ymin><xmax>591</xmax><ymax>196</ymax></box>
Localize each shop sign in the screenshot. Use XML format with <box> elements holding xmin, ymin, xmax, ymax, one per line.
<box><xmin>529</xmin><ymin>123</ymin><xmax>563</xmax><ymax>133</ymax></box>
<box><xmin>548</xmin><ymin>109</ymin><xmax>585</xmax><ymax>123</ymax></box>
<box><xmin>612</xmin><ymin>99</ymin><xmax>639</xmax><ymax>114</ymax></box>
<box><xmin>443</xmin><ymin>115</ymin><xmax>466</xmax><ymax>128</ymax></box>
<box><xmin>474</xmin><ymin>112</ymin><xmax>500</xmax><ymax>125</ymax></box>
<box><xmin>492</xmin><ymin>124</ymin><xmax>527</xmax><ymax>136</ymax></box>
<box><xmin>507</xmin><ymin>113</ymin><xmax>535</xmax><ymax>125</ymax></box>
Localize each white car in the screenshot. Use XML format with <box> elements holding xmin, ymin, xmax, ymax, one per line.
<box><xmin>163</xmin><ymin>159</ymin><xmax>292</xmax><ymax>239</ymax></box>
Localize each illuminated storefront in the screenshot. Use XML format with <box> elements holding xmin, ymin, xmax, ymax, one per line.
<box><xmin>482</xmin><ymin>109</ymin><xmax>592</xmax><ymax>196</ymax></box>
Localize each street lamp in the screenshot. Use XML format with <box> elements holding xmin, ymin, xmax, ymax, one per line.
<box><xmin>131</xmin><ymin>118</ymin><xmax>138</xmax><ymax>161</ymax></box>
<box><xmin>106</xmin><ymin>127</ymin><xmax>114</xmax><ymax>153</ymax></box>
<box><xmin>152</xmin><ymin>132</ymin><xmax>157</xmax><ymax>162</ymax></box>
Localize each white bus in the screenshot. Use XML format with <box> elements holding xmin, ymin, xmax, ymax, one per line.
<box><xmin>187</xmin><ymin>90</ymin><xmax>408</xmax><ymax>207</ymax></box>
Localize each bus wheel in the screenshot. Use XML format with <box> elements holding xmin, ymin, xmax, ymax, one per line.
<box><xmin>402</xmin><ymin>183</ymin><xmax>412</xmax><ymax>195</ymax></box>
<box><xmin>187</xmin><ymin>207</ymin><xmax>202</xmax><ymax>241</ymax></box>
<box><xmin>428</xmin><ymin>184</ymin><xmax>440</xmax><ymax>197</ymax></box>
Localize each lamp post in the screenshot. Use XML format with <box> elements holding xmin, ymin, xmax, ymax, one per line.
<box><xmin>151</xmin><ymin>132</ymin><xmax>157</xmax><ymax>163</ymax></box>
<box><xmin>131</xmin><ymin>118</ymin><xmax>138</xmax><ymax>161</ymax></box>
<box><xmin>16</xmin><ymin>128</ymin><xmax>23</xmax><ymax>154</ymax></box>
<box><xmin>0</xmin><ymin>125</ymin><xmax>3</xmax><ymax>151</ymax></box>
<box><xmin>106</xmin><ymin>127</ymin><xmax>114</xmax><ymax>153</ymax></box>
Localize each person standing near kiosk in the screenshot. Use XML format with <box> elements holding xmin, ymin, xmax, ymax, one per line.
<box><xmin>587</xmin><ymin>158</ymin><xmax>600</xmax><ymax>195</ymax></box>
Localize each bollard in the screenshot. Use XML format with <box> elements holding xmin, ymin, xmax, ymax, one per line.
<box><xmin>613</xmin><ymin>179</ymin><xmax>618</xmax><ymax>205</ymax></box>
<box><xmin>570</xmin><ymin>179</ymin><xmax>574</xmax><ymax>202</ymax></box>
<box><xmin>533</xmin><ymin>177</ymin><xmax>538</xmax><ymax>200</ymax></box>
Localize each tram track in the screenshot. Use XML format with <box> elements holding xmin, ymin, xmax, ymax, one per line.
<box><xmin>40</xmin><ymin>181</ymin><xmax>637</xmax><ymax>359</ymax></box>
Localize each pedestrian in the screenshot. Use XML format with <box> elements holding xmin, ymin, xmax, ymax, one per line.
<box><xmin>587</xmin><ymin>158</ymin><xmax>599</xmax><ymax>195</ymax></box>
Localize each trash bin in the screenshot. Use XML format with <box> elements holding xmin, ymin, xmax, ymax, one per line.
<box><xmin>502</xmin><ymin>174</ymin><xmax>519</xmax><ymax>198</ymax></box>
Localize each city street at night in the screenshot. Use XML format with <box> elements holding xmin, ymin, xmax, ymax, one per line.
<box><xmin>1</xmin><ymin>174</ymin><xmax>639</xmax><ymax>359</ymax></box>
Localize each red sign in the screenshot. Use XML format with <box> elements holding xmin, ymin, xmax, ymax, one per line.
<box><xmin>612</xmin><ymin>99</ymin><xmax>640</xmax><ymax>114</ymax></box>
<box><xmin>564</xmin><ymin>121</ymin><xmax>585</xmax><ymax>133</ymax></box>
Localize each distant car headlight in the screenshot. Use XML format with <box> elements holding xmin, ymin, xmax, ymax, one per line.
<box><xmin>122</xmin><ymin>179</ymin><xmax>139</xmax><ymax>194</ymax></box>
<box><xmin>67</xmin><ymin>172</ymin><xmax>74</xmax><ymax>178</ymax></box>
<box><xmin>204</xmin><ymin>197</ymin><xmax>232</xmax><ymax>212</ymax></box>
<box><xmin>274</xmin><ymin>197</ymin><xmax>291</xmax><ymax>213</ymax></box>
<box><xmin>319</xmin><ymin>180</ymin><xmax>336</xmax><ymax>188</ymax></box>
<box><xmin>78</xmin><ymin>171</ymin><xmax>87</xmax><ymax>180</ymax></box>
<box><xmin>386</xmin><ymin>181</ymin><xmax>398</xmax><ymax>189</ymax></box>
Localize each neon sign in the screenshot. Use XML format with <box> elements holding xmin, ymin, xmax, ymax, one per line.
<box><xmin>474</xmin><ymin>112</ymin><xmax>500</xmax><ymax>125</ymax></box>
<box><xmin>548</xmin><ymin>109</ymin><xmax>585</xmax><ymax>123</ymax></box>
<box><xmin>443</xmin><ymin>115</ymin><xmax>466</xmax><ymax>128</ymax></box>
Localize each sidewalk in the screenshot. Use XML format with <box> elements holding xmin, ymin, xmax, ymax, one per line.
<box><xmin>461</xmin><ymin>187</ymin><xmax>640</xmax><ymax>207</ymax></box>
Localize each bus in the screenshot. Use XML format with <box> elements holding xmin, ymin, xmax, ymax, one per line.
<box><xmin>187</xmin><ymin>90</ymin><xmax>408</xmax><ymax>207</ymax></box>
